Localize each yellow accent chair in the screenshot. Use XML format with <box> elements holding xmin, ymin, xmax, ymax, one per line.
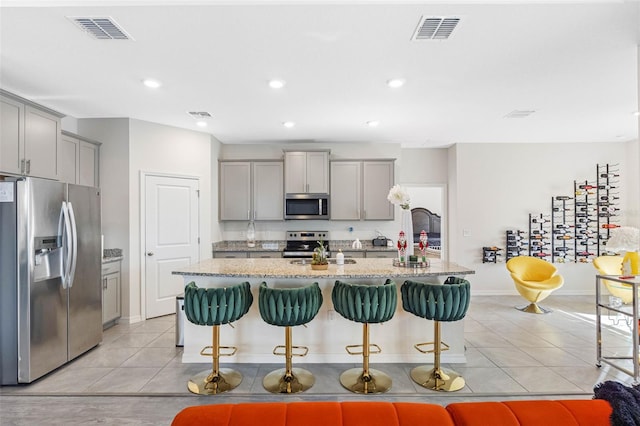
<box><xmin>506</xmin><ymin>256</ymin><xmax>564</xmax><ymax>314</ymax></box>
<box><xmin>593</xmin><ymin>255</ymin><xmax>631</xmax><ymax>304</ymax></box>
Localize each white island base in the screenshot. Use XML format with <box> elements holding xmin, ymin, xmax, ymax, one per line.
<box><xmin>174</xmin><ymin>258</ymin><xmax>475</xmax><ymax>365</ymax></box>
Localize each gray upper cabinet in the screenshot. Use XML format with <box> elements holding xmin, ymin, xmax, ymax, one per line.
<box><xmin>1</xmin><ymin>92</ymin><xmax>63</xmax><ymax>180</ymax></box>
<box><xmin>60</xmin><ymin>131</ymin><xmax>100</xmax><ymax>187</ymax></box>
<box><xmin>219</xmin><ymin>160</ymin><xmax>283</xmax><ymax>221</ymax></box>
<box><xmin>253</xmin><ymin>161</ymin><xmax>284</xmax><ymax>220</ymax></box>
<box><xmin>330</xmin><ymin>161</ymin><xmax>361</xmax><ymax>220</ymax></box>
<box><xmin>284</xmin><ymin>151</ymin><xmax>329</xmax><ymax>194</ymax></box>
<box><xmin>219</xmin><ymin>161</ymin><xmax>251</xmax><ymax>220</ymax></box>
<box><xmin>330</xmin><ymin>160</ymin><xmax>394</xmax><ymax>221</ymax></box>
<box><xmin>362</xmin><ymin>161</ymin><xmax>394</xmax><ymax>220</ymax></box>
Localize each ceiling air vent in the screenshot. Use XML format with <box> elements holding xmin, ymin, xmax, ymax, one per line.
<box><xmin>413</xmin><ymin>16</ymin><xmax>460</xmax><ymax>40</ymax></box>
<box><xmin>504</xmin><ymin>110</ymin><xmax>536</xmax><ymax>119</ymax></box>
<box><xmin>188</xmin><ymin>112</ymin><xmax>213</xmax><ymax>119</ymax></box>
<box><xmin>68</xmin><ymin>17</ymin><xmax>132</xmax><ymax>40</ymax></box>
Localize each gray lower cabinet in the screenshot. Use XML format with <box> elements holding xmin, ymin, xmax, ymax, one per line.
<box><xmin>340</xmin><ymin>250</ymin><xmax>365</xmax><ymax>258</ymax></box>
<box><xmin>366</xmin><ymin>251</ymin><xmax>397</xmax><ymax>258</ymax></box>
<box><xmin>248</xmin><ymin>251</ymin><xmax>282</xmax><ymax>258</ymax></box>
<box><xmin>213</xmin><ymin>252</ymin><xmax>248</xmax><ymax>259</ymax></box>
<box><xmin>102</xmin><ymin>260</ymin><xmax>121</xmax><ymax>328</ymax></box>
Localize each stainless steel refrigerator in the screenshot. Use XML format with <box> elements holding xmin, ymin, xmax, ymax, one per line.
<box><xmin>0</xmin><ymin>176</ymin><xmax>102</xmax><ymax>384</ymax></box>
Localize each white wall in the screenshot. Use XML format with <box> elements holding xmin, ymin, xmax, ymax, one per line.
<box><xmin>128</xmin><ymin>119</ymin><xmax>212</xmax><ymax>322</ymax></box>
<box><xmin>449</xmin><ymin>142</ymin><xmax>637</xmax><ymax>296</ymax></box>
<box><xmin>77</xmin><ymin>118</ymin><xmax>132</xmax><ymax>319</ymax></box>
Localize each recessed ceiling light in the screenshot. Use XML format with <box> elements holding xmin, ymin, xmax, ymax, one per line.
<box><xmin>386</xmin><ymin>78</ymin><xmax>406</xmax><ymax>88</ymax></box>
<box><xmin>283</xmin><ymin>121</ymin><xmax>295</xmax><ymax>128</ymax></box>
<box><xmin>366</xmin><ymin>120</ymin><xmax>380</xmax><ymax>127</ymax></box>
<box><xmin>269</xmin><ymin>79</ymin><xmax>286</xmax><ymax>89</ymax></box>
<box><xmin>633</xmin><ymin>111</ymin><xmax>640</xmax><ymax>117</ymax></box>
<box><xmin>196</xmin><ymin>121</ymin><xmax>207</xmax><ymax>128</ymax></box>
<box><xmin>142</xmin><ymin>79</ymin><xmax>161</xmax><ymax>89</ymax></box>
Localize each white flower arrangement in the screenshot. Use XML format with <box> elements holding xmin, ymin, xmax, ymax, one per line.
<box><xmin>387</xmin><ymin>185</ymin><xmax>410</xmax><ymax>210</ymax></box>
<box><xmin>606</xmin><ymin>226</ymin><xmax>640</xmax><ymax>252</ymax></box>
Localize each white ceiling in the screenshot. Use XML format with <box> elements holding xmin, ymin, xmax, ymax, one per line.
<box><xmin>1</xmin><ymin>1</ymin><xmax>639</xmax><ymax>147</ymax></box>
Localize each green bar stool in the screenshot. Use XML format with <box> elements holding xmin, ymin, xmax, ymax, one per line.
<box><xmin>331</xmin><ymin>279</ymin><xmax>397</xmax><ymax>394</ymax></box>
<box><xmin>258</xmin><ymin>282</ymin><xmax>323</xmax><ymax>394</ymax></box>
<box><xmin>401</xmin><ymin>277</ymin><xmax>470</xmax><ymax>392</ymax></box>
<box><xmin>183</xmin><ymin>281</ymin><xmax>253</xmax><ymax>395</ymax></box>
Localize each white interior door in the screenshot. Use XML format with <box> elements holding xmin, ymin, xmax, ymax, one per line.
<box><xmin>145</xmin><ymin>175</ymin><xmax>199</xmax><ymax>318</ymax></box>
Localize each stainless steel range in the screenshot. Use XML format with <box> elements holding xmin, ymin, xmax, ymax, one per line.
<box><xmin>282</xmin><ymin>231</ymin><xmax>330</xmax><ymax>258</ymax></box>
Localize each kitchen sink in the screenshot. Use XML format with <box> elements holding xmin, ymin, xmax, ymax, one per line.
<box><xmin>289</xmin><ymin>258</ymin><xmax>356</xmax><ymax>265</ymax></box>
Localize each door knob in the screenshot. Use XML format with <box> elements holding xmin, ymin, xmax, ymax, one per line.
<box><xmin>147</xmin><ymin>252</ymin><xmax>154</xmax><ymax>256</ymax></box>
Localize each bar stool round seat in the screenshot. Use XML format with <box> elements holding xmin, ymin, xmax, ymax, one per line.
<box><xmin>331</xmin><ymin>279</ymin><xmax>397</xmax><ymax>394</ymax></box>
<box><xmin>183</xmin><ymin>281</ymin><xmax>253</xmax><ymax>395</ymax></box>
<box><xmin>258</xmin><ymin>282</ymin><xmax>323</xmax><ymax>394</ymax></box>
<box><xmin>401</xmin><ymin>277</ymin><xmax>470</xmax><ymax>392</ymax></box>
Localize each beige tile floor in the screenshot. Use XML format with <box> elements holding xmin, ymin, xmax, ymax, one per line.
<box><xmin>0</xmin><ymin>295</ymin><xmax>636</xmax><ymax>424</ymax></box>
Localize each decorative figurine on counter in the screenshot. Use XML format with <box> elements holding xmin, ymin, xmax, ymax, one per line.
<box><xmin>397</xmin><ymin>230</ymin><xmax>407</xmax><ymax>263</ymax></box>
<box><xmin>419</xmin><ymin>230</ymin><xmax>428</xmax><ymax>263</ymax></box>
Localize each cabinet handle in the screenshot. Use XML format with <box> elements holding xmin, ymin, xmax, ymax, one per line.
<box><xmin>147</xmin><ymin>251</ymin><xmax>154</xmax><ymax>256</ymax></box>
<box><xmin>247</xmin><ymin>210</ymin><xmax>250</xmax><ymax>220</ymax></box>
<box><xmin>306</xmin><ymin>183</ymin><xmax>309</xmax><ymax>193</ymax></box>
<box><xmin>20</xmin><ymin>159</ymin><xmax>25</xmax><ymax>174</ymax></box>
<box><xmin>103</xmin><ymin>278</ymin><xmax>107</xmax><ymax>290</ymax></box>
<box><xmin>25</xmin><ymin>160</ymin><xmax>31</xmax><ymax>175</ymax></box>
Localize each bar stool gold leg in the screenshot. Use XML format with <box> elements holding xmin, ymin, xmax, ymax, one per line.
<box><xmin>410</xmin><ymin>321</ymin><xmax>465</xmax><ymax>392</ymax></box>
<box><xmin>339</xmin><ymin>323</ymin><xmax>392</xmax><ymax>394</ymax></box>
<box><xmin>188</xmin><ymin>325</ymin><xmax>242</xmax><ymax>395</ymax></box>
<box><xmin>263</xmin><ymin>326</ymin><xmax>315</xmax><ymax>394</ymax></box>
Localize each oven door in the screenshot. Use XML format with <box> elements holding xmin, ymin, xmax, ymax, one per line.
<box><xmin>284</xmin><ymin>195</ymin><xmax>329</xmax><ymax>220</ymax></box>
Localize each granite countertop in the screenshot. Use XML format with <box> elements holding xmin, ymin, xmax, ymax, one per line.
<box><xmin>173</xmin><ymin>257</ymin><xmax>474</xmax><ymax>279</ymax></box>
<box><xmin>102</xmin><ymin>248</ymin><xmax>123</xmax><ymax>263</ymax></box>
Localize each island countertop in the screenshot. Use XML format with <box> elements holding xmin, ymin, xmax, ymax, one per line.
<box><xmin>172</xmin><ymin>257</ymin><xmax>474</xmax><ymax>279</ymax></box>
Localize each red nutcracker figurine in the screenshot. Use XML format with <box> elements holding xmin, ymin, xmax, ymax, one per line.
<box><xmin>397</xmin><ymin>230</ymin><xmax>407</xmax><ymax>262</ymax></box>
<box><xmin>419</xmin><ymin>230</ymin><xmax>428</xmax><ymax>263</ymax></box>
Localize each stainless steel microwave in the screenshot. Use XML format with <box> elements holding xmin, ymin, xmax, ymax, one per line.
<box><xmin>284</xmin><ymin>194</ymin><xmax>329</xmax><ymax>220</ymax></box>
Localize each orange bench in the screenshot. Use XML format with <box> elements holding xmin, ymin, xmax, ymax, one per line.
<box><xmin>171</xmin><ymin>400</ymin><xmax>611</xmax><ymax>426</ymax></box>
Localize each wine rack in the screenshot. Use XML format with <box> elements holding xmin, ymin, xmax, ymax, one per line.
<box><xmin>574</xmin><ymin>180</ymin><xmax>598</xmax><ymax>263</ymax></box>
<box><xmin>529</xmin><ymin>213</ymin><xmax>551</xmax><ymax>259</ymax></box>
<box><xmin>494</xmin><ymin>163</ymin><xmax>621</xmax><ymax>265</ymax></box>
<box><xmin>482</xmin><ymin>246</ymin><xmax>502</xmax><ymax>263</ymax></box>
<box><xmin>551</xmin><ymin>195</ymin><xmax>574</xmax><ymax>263</ymax></box>
<box><xmin>597</xmin><ymin>163</ymin><xmax>620</xmax><ymax>255</ymax></box>
<box><xmin>505</xmin><ymin>230</ymin><xmax>527</xmax><ymax>261</ymax></box>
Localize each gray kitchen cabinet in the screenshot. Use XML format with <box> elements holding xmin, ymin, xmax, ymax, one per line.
<box><xmin>102</xmin><ymin>260</ymin><xmax>121</xmax><ymax>327</ymax></box>
<box><xmin>330</xmin><ymin>160</ymin><xmax>394</xmax><ymax>221</ymax></box>
<box><xmin>248</xmin><ymin>251</ymin><xmax>282</xmax><ymax>258</ymax></box>
<box><xmin>362</xmin><ymin>161</ymin><xmax>394</xmax><ymax>220</ymax></box>
<box><xmin>219</xmin><ymin>161</ymin><xmax>283</xmax><ymax>221</ymax></box>
<box><xmin>284</xmin><ymin>151</ymin><xmax>329</xmax><ymax>194</ymax></box>
<box><xmin>60</xmin><ymin>131</ymin><xmax>100</xmax><ymax>187</ymax></box>
<box><xmin>0</xmin><ymin>91</ymin><xmax>63</xmax><ymax>180</ymax></box>
<box><xmin>366</xmin><ymin>250</ymin><xmax>397</xmax><ymax>258</ymax></box>
<box><xmin>330</xmin><ymin>161</ymin><xmax>361</xmax><ymax>220</ymax></box>
<box><xmin>213</xmin><ymin>251</ymin><xmax>248</xmax><ymax>259</ymax></box>
<box><xmin>340</xmin><ymin>250</ymin><xmax>365</xmax><ymax>258</ymax></box>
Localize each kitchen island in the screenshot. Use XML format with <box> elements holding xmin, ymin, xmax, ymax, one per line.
<box><xmin>173</xmin><ymin>258</ymin><xmax>474</xmax><ymax>364</ymax></box>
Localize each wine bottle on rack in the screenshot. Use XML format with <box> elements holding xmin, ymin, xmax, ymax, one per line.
<box><xmin>601</xmin><ymin>224</ymin><xmax>621</xmax><ymax>229</ymax></box>
<box><xmin>556</xmin><ymin>235</ymin><xmax>573</xmax><ymax>240</ymax></box>
<box><xmin>555</xmin><ymin>224</ymin><xmax>573</xmax><ymax>229</ymax></box>
<box><xmin>531</xmin><ymin>218</ymin><xmax>550</xmax><ymax>223</ymax></box>
<box><xmin>600</xmin><ymin>173</ymin><xmax>620</xmax><ymax>178</ymax></box>
<box><xmin>555</xmin><ymin>196</ymin><xmax>572</xmax><ymax>200</ymax></box>
<box><xmin>600</xmin><ymin>195</ymin><xmax>619</xmax><ymax>201</ymax></box>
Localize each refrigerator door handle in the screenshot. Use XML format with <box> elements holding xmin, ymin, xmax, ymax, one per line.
<box><xmin>67</xmin><ymin>202</ymin><xmax>78</xmax><ymax>288</ymax></box>
<box><xmin>59</xmin><ymin>201</ymin><xmax>72</xmax><ymax>289</ymax></box>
